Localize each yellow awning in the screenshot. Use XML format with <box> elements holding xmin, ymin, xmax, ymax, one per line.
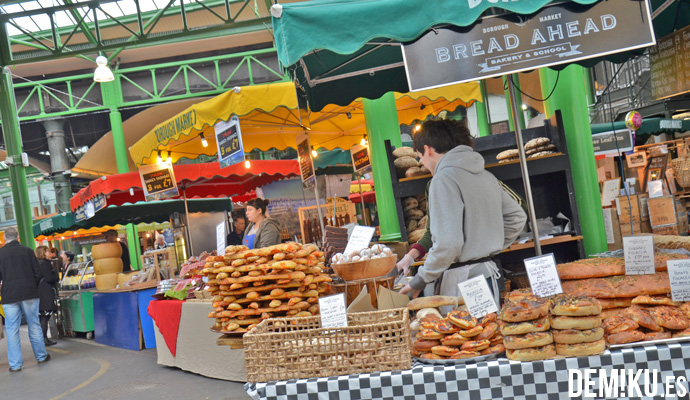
<box><xmin>129</xmin><ymin>81</ymin><xmax>481</xmax><ymax>166</ymax></box>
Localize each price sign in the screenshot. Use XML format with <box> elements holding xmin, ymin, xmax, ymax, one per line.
<box><xmin>343</xmin><ymin>225</ymin><xmax>376</xmax><ymax>256</ymax></box>
<box><xmin>457</xmin><ymin>276</ymin><xmax>498</xmax><ymax>318</ymax></box>
<box><xmin>318</xmin><ymin>293</ymin><xmax>348</xmax><ymax>329</ymax></box>
<box><xmin>623</xmin><ymin>235</ymin><xmax>655</xmax><ymax>275</ymax></box>
<box><xmin>667</xmin><ymin>260</ymin><xmax>690</xmax><ymax>301</ymax></box>
<box><xmin>215</xmin><ymin>116</ymin><xmax>245</xmax><ymax>168</ymax></box>
<box><xmin>296</xmin><ymin>133</ymin><xmax>315</xmax><ymax>187</ymax></box>
<box><xmin>350</xmin><ymin>144</ymin><xmax>371</xmax><ymax>173</ymax></box>
<box><xmin>216</xmin><ymin>222</ymin><xmax>226</xmax><ymax>255</ymax></box>
<box><xmin>524</xmin><ymin>253</ymin><xmax>563</xmax><ymax>298</ymax></box>
<box><xmin>139</xmin><ymin>162</ymin><xmax>179</xmax><ymax>201</ymax></box>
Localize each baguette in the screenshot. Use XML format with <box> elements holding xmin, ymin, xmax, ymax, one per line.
<box><xmin>408</xmin><ymin>295</ymin><xmax>464</xmax><ymax>311</ymax></box>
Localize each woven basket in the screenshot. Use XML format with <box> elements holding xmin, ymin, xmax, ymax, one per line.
<box><xmin>672</xmin><ymin>157</ymin><xmax>690</xmax><ymax>188</ymax></box>
<box><xmin>243</xmin><ymin>308</ymin><xmax>411</xmax><ymax>382</ymax></box>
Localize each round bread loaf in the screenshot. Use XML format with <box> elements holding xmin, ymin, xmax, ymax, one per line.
<box><xmin>499</xmin><ymin>296</ymin><xmax>550</xmax><ymax>322</ymax></box>
<box><xmin>413</xmin><ymin>339</ymin><xmax>440</xmax><ymax>352</ymax></box>
<box><xmin>394</xmin><ymin>156</ymin><xmax>419</xmax><ymax>173</ymax></box>
<box><xmin>524</xmin><ymin>137</ymin><xmax>550</xmax><ymax>150</ymax></box>
<box><xmin>496</xmin><ymin>149</ymin><xmax>519</xmax><ymax>160</ymax></box>
<box><xmin>506</xmin><ymin>344</ymin><xmax>556</xmax><ymax>361</ymax></box>
<box><xmin>606</xmin><ymin>330</ymin><xmax>645</xmax><ymax>344</ymax></box>
<box><xmin>503</xmin><ymin>331</ymin><xmax>553</xmax><ymax>350</ymax></box>
<box><xmin>402</xmin><ymin>197</ymin><xmax>419</xmax><ymax>211</ymax></box>
<box><xmin>550</xmin><ymin>294</ymin><xmax>602</xmax><ymax>316</ymax></box>
<box><xmin>499</xmin><ymin>315</ymin><xmax>550</xmax><ymax>335</ymax></box>
<box><xmin>549</xmin><ymin>315</ymin><xmax>602</xmax><ymax>330</ymax></box>
<box><xmin>555</xmin><ymin>338</ymin><xmax>605</xmax><ymax>357</ymax></box>
<box><xmin>552</xmin><ymin>327</ymin><xmax>604</xmax><ymax>344</ymax></box>
<box><xmin>392</xmin><ymin>146</ymin><xmax>417</xmax><ymax>159</ymax></box>
<box><xmin>405</xmin><ymin>167</ymin><xmax>428</xmax><ymax>178</ymax></box>
<box><xmin>408</xmin><ymin>228</ymin><xmax>427</xmax><ymax>243</ymax></box>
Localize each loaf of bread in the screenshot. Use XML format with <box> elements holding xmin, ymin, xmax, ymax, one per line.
<box><xmin>408</xmin><ymin>295</ymin><xmax>464</xmax><ymax>311</ymax></box>
<box><xmin>557</xmin><ymin>254</ymin><xmax>687</xmax><ymax>281</ymax></box>
<box><xmin>555</xmin><ymin>339</ymin><xmax>605</xmax><ymax>357</ymax></box>
<box><xmin>506</xmin><ymin>344</ymin><xmax>556</xmax><ymax>361</ymax></box>
<box><xmin>392</xmin><ymin>146</ymin><xmax>417</xmax><ymax>159</ymax></box>
<box><xmin>561</xmin><ymin>272</ymin><xmax>671</xmax><ymax>298</ymax></box>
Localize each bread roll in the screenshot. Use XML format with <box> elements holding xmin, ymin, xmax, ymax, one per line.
<box><xmin>549</xmin><ymin>315</ymin><xmax>602</xmax><ymax>330</ymax></box>
<box><xmin>413</xmin><ymin>339</ymin><xmax>441</xmax><ymax>351</ymax></box>
<box><xmin>392</xmin><ymin>146</ymin><xmax>417</xmax><ymax>159</ymax></box>
<box><xmin>499</xmin><ymin>296</ymin><xmax>550</xmax><ymax>322</ymax></box>
<box><xmin>416</xmin><ymin>308</ymin><xmax>442</xmax><ymax>319</ymax></box>
<box><xmin>606</xmin><ymin>330</ymin><xmax>645</xmax><ymax>344</ymax></box>
<box><xmin>503</xmin><ymin>332</ymin><xmax>553</xmax><ymax>350</ymax></box>
<box><xmin>555</xmin><ymin>338</ymin><xmax>605</xmax><ymax>357</ymax></box>
<box><xmin>550</xmin><ymin>294</ymin><xmax>602</xmax><ymax>316</ymax></box>
<box><xmin>552</xmin><ymin>327</ymin><xmax>604</xmax><ymax>344</ymax></box>
<box><xmin>405</xmin><ymin>167</ymin><xmax>428</xmax><ymax>178</ymax></box>
<box><xmin>644</xmin><ymin>331</ymin><xmax>672</xmax><ymax>341</ymax></box>
<box><xmin>506</xmin><ymin>344</ymin><xmax>556</xmax><ymax>361</ymax></box>
<box><xmin>402</xmin><ymin>197</ymin><xmax>419</xmax><ymax>211</ymax></box>
<box><xmin>394</xmin><ymin>156</ymin><xmax>419</xmax><ymax>174</ymax></box>
<box><xmin>499</xmin><ymin>315</ymin><xmax>550</xmax><ymax>335</ymax></box>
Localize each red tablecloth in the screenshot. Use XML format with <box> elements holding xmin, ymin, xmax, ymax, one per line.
<box><xmin>147</xmin><ymin>300</ymin><xmax>184</xmax><ymax>356</ymax></box>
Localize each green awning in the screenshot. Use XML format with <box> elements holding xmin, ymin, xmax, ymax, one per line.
<box><xmin>591</xmin><ymin>118</ymin><xmax>690</xmax><ymax>139</ymax></box>
<box><xmin>314</xmin><ymin>148</ymin><xmax>353</xmax><ymax>175</ymax></box>
<box><xmin>33</xmin><ymin>213</ymin><xmax>76</xmax><ymax>237</ymax></box>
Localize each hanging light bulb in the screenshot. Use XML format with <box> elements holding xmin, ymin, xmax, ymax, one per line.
<box><xmin>93</xmin><ymin>55</ymin><xmax>115</xmax><ymax>82</ymax></box>
<box><xmin>156</xmin><ymin>151</ymin><xmax>162</xmax><ymax>164</ymax></box>
<box><xmin>311</xmin><ymin>149</ymin><xmax>318</xmax><ymax>158</ymax></box>
<box><xmin>360</xmin><ymin>137</ymin><xmax>367</xmax><ymax>146</ymax></box>
<box><xmin>414</xmin><ymin>124</ymin><xmax>422</xmax><ymax>133</ymax></box>
<box><xmin>245</xmin><ymin>160</ymin><xmax>251</xmax><ymax>168</ymax></box>
<box><xmin>167</xmin><ymin>151</ymin><xmax>172</xmax><ymax>163</ymax></box>
<box><xmin>200</xmin><ymin>133</ymin><xmax>208</xmax><ymax>148</ymax></box>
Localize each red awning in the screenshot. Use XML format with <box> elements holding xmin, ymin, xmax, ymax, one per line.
<box><xmin>70</xmin><ymin>160</ymin><xmax>299</xmax><ymax>211</ymax></box>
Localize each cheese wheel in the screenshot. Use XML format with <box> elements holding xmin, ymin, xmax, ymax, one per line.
<box><xmin>117</xmin><ymin>271</ymin><xmax>137</xmax><ymax>285</ymax></box>
<box><xmin>95</xmin><ymin>273</ymin><xmax>119</xmax><ymax>290</ymax></box>
<box><xmin>91</xmin><ymin>242</ymin><xmax>122</xmax><ymax>259</ymax></box>
<box><xmin>94</xmin><ymin>257</ymin><xmax>124</xmax><ymax>274</ymax></box>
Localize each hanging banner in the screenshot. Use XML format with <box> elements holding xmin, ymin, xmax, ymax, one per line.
<box><xmin>350</xmin><ymin>144</ymin><xmax>371</xmax><ymax>173</ymax></box>
<box><xmin>75</xmin><ymin>207</ymin><xmax>87</xmax><ymax>222</ymax></box>
<box><xmin>296</xmin><ymin>133</ymin><xmax>315</xmax><ymax>188</ymax></box>
<box><xmin>139</xmin><ymin>162</ymin><xmax>179</xmax><ymax>201</ymax></box>
<box><xmin>93</xmin><ymin>194</ymin><xmax>107</xmax><ymax>212</ymax></box>
<box><xmin>401</xmin><ymin>0</ymin><xmax>655</xmax><ymax>91</ymax></box>
<box><xmin>215</xmin><ymin>116</ymin><xmax>245</xmax><ymax>168</ymax></box>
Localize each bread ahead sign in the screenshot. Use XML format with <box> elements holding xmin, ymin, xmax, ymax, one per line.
<box><xmin>402</xmin><ymin>0</ymin><xmax>655</xmax><ymax>91</ymax></box>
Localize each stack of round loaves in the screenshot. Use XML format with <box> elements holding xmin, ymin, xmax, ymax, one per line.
<box><xmin>499</xmin><ymin>291</ymin><xmax>555</xmax><ymax>361</ymax></box>
<box><xmin>392</xmin><ymin>146</ymin><xmax>430</xmax><ymax>178</ymax></box>
<box><xmin>549</xmin><ymin>294</ymin><xmax>605</xmax><ymax>357</ymax></box>
<box><xmin>203</xmin><ymin>243</ymin><xmax>330</xmax><ymax>334</ymax></box>
<box><xmin>524</xmin><ymin>137</ymin><xmax>556</xmax><ymax>158</ymax></box>
<box><xmin>402</xmin><ymin>195</ymin><xmax>427</xmax><ymax>244</ymax></box>
<box><xmin>496</xmin><ymin>149</ymin><xmax>519</xmax><ymax>164</ymax></box>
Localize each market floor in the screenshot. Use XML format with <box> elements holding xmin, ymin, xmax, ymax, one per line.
<box><xmin>0</xmin><ymin>326</ymin><xmax>252</xmax><ymax>400</ymax></box>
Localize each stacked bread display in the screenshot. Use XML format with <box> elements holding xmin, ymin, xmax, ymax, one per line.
<box><xmin>549</xmin><ymin>294</ymin><xmax>605</xmax><ymax>357</ymax></box>
<box><xmin>203</xmin><ymin>243</ymin><xmax>330</xmax><ymax>334</ymax></box>
<box><xmin>402</xmin><ymin>194</ymin><xmax>427</xmax><ymax>245</ymax></box>
<box><xmin>499</xmin><ymin>291</ymin><xmax>555</xmax><ymax>361</ymax></box>
<box><xmin>392</xmin><ymin>146</ymin><xmax>429</xmax><ymax>179</ymax></box>
<box><xmin>495</xmin><ymin>137</ymin><xmax>557</xmax><ymax>164</ymax></box>
<box><xmin>408</xmin><ymin>296</ymin><xmax>504</xmax><ymax>360</ymax></box>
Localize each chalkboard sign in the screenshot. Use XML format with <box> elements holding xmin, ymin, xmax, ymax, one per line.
<box><xmin>296</xmin><ymin>133</ymin><xmax>315</xmax><ymax>187</ymax></box>
<box><xmin>139</xmin><ymin>162</ymin><xmax>179</xmax><ymax>201</ymax></box>
<box><xmin>215</xmin><ymin>116</ymin><xmax>244</xmax><ymax>168</ymax></box>
<box><xmin>650</xmin><ymin>25</ymin><xmax>690</xmax><ymax>100</ymax></box>
<box><xmin>350</xmin><ymin>144</ymin><xmax>371</xmax><ymax>173</ymax></box>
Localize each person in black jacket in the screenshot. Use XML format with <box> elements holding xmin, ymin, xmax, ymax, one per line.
<box><xmin>0</xmin><ymin>227</ymin><xmax>50</xmax><ymax>371</ymax></box>
<box><xmin>35</xmin><ymin>245</ymin><xmax>58</xmax><ymax>346</ymax></box>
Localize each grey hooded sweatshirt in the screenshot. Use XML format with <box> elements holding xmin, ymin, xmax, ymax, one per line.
<box><xmin>409</xmin><ymin>145</ymin><xmax>527</xmax><ymax>291</ymax></box>
<box><xmin>243</xmin><ymin>217</ymin><xmax>282</xmax><ymax>249</ymax></box>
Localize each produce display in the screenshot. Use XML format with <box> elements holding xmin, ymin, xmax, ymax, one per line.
<box><xmin>203</xmin><ymin>243</ymin><xmax>330</xmax><ymax>334</ymax></box>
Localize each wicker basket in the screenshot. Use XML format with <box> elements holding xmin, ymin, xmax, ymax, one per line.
<box><xmin>672</xmin><ymin>157</ymin><xmax>690</xmax><ymax>188</ymax></box>
<box><xmin>243</xmin><ymin>308</ymin><xmax>411</xmax><ymax>382</ymax></box>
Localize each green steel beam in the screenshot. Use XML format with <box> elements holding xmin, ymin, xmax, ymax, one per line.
<box><xmin>0</xmin><ymin>67</ymin><xmax>34</xmax><ymax>247</ymax></box>
<box><xmin>0</xmin><ymin>0</ymin><xmax>275</xmax><ymax>66</ymax></box>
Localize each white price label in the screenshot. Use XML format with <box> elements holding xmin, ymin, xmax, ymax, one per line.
<box><xmin>318</xmin><ymin>294</ymin><xmax>348</xmax><ymax>329</ymax></box>
<box><xmin>667</xmin><ymin>260</ymin><xmax>690</xmax><ymax>302</ymax></box>
<box><xmin>343</xmin><ymin>225</ymin><xmax>376</xmax><ymax>255</ymax></box>
<box><xmin>623</xmin><ymin>235</ymin><xmax>655</xmax><ymax>275</ymax></box>
<box><xmin>524</xmin><ymin>253</ymin><xmax>562</xmax><ymax>298</ymax></box>
<box><xmin>216</xmin><ymin>222</ymin><xmax>226</xmax><ymax>255</ymax></box>
<box><xmin>457</xmin><ymin>276</ymin><xmax>498</xmax><ymax>318</ymax></box>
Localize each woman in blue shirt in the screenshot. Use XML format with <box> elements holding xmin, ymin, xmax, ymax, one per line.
<box><xmin>242</xmin><ymin>198</ymin><xmax>282</xmax><ymax>250</ymax></box>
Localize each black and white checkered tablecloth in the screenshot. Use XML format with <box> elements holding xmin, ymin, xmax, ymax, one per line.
<box><xmin>244</xmin><ymin>341</ymin><xmax>690</xmax><ymax>400</ymax></box>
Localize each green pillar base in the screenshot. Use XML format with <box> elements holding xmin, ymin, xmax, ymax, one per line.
<box><xmin>363</xmin><ymin>92</ymin><xmax>402</xmax><ymax>242</ymax></box>
<box><xmin>126</xmin><ymin>224</ymin><xmax>141</xmax><ymax>270</ymax></box>
<box><xmin>539</xmin><ymin>65</ymin><xmax>607</xmax><ymax>256</ymax></box>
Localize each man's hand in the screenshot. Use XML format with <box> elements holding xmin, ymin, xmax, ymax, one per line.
<box><xmin>396</xmin><ymin>254</ymin><xmax>414</xmax><ymax>275</ymax></box>
<box><xmin>399</xmin><ymin>283</ymin><xmax>421</xmax><ymax>299</ymax></box>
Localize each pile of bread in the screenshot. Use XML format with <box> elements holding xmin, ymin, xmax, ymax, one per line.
<box><xmin>402</xmin><ymin>194</ymin><xmax>427</xmax><ymax>244</ymax></box>
<box><xmin>392</xmin><ymin>146</ymin><xmax>430</xmax><ymax>179</ymax></box>
<box><xmin>203</xmin><ymin>243</ymin><xmax>331</xmax><ymax>333</ymax></box>
<box><xmin>499</xmin><ymin>291</ymin><xmax>604</xmax><ymax>361</ymax></box>
<box><xmin>408</xmin><ymin>296</ymin><xmax>505</xmax><ymax>360</ymax></box>
<box><xmin>602</xmin><ymin>296</ymin><xmax>690</xmax><ymax>344</ymax></box>
<box><xmin>495</xmin><ymin>137</ymin><xmax>557</xmax><ymax>164</ymax></box>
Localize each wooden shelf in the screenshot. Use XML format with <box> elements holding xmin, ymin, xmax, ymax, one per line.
<box><xmin>399</xmin><ymin>174</ymin><xmax>432</xmax><ymax>182</ymax></box>
<box><xmin>485</xmin><ymin>152</ymin><xmax>563</xmax><ymax>168</ymax></box>
<box><xmin>502</xmin><ymin>235</ymin><xmax>583</xmax><ymax>253</ymax></box>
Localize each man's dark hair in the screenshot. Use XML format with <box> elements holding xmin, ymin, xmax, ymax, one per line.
<box><xmin>412</xmin><ymin>119</ymin><xmax>474</xmax><ymax>155</ymax></box>
<box><xmin>63</xmin><ymin>251</ymin><xmax>75</xmax><ymax>262</ymax></box>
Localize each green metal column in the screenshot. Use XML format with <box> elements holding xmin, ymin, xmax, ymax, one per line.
<box><xmin>363</xmin><ymin>92</ymin><xmax>402</xmax><ymax>241</ymax></box>
<box><xmin>100</xmin><ymin>76</ymin><xmax>141</xmax><ymax>268</ymax></box>
<box><xmin>583</xmin><ymin>68</ymin><xmax>596</xmax><ymax>112</ymax></box>
<box><xmin>0</xmin><ymin>67</ymin><xmax>34</xmax><ymax>248</ymax></box>
<box><xmin>503</xmin><ymin>74</ymin><xmax>526</xmax><ymax>131</ymax></box>
<box><xmin>539</xmin><ymin>65</ymin><xmax>607</xmax><ymax>256</ymax></box>
<box><xmin>476</xmin><ymin>81</ymin><xmax>491</xmax><ymax>137</ymax></box>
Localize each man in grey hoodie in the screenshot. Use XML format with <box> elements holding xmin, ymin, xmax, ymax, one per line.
<box><xmin>399</xmin><ymin>119</ymin><xmax>527</xmax><ymax>306</ymax></box>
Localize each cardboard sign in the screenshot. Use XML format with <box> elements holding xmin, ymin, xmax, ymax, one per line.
<box><xmin>319</xmin><ymin>293</ymin><xmax>348</xmax><ymax>328</ymax></box>
<box><xmin>350</xmin><ymin>144</ymin><xmax>371</xmax><ymax>173</ymax></box>
<box><xmin>601</xmin><ymin>178</ymin><xmax>621</xmax><ymax>207</ymax></box>
<box><xmin>623</xmin><ymin>235</ymin><xmax>655</xmax><ymax>275</ymax></box>
<box><xmin>667</xmin><ymin>260</ymin><xmax>690</xmax><ymax>302</ymax></box>
<box><xmin>343</xmin><ymin>225</ymin><xmax>376</xmax><ymax>255</ymax></box>
<box><xmin>402</xmin><ymin>0</ymin><xmax>655</xmax><ymax>91</ymax></box>
<box><xmin>216</xmin><ymin>222</ymin><xmax>225</xmax><ymax>255</ymax></box>
<box><xmin>215</xmin><ymin>116</ymin><xmax>245</xmax><ymax>168</ymax></box>
<box><xmin>296</xmin><ymin>133</ymin><xmax>315</xmax><ymax>187</ymax></box>
<box><xmin>524</xmin><ymin>253</ymin><xmax>563</xmax><ymax>298</ymax></box>
<box><xmin>457</xmin><ymin>276</ymin><xmax>498</xmax><ymax>318</ymax></box>
<box><xmin>139</xmin><ymin>162</ymin><xmax>179</xmax><ymax>201</ymax></box>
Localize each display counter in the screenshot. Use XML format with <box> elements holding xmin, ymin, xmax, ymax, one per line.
<box><xmin>92</xmin><ymin>287</ymin><xmax>157</xmax><ymax>350</ymax></box>
<box><xmin>150</xmin><ymin>300</ymin><xmax>246</xmax><ymax>382</ymax></box>
<box><xmin>245</xmin><ymin>341</ymin><xmax>690</xmax><ymax>400</ymax></box>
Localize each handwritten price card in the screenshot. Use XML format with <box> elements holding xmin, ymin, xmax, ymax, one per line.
<box><xmin>623</xmin><ymin>235</ymin><xmax>655</xmax><ymax>275</ymax></box>
<box><xmin>457</xmin><ymin>276</ymin><xmax>498</xmax><ymax>318</ymax></box>
<box><xmin>524</xmin><ymin>253</ymin><xmax>563</xmax><ymax>298</ymax></box>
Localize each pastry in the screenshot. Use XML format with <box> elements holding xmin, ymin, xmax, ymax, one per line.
<box><xmin>550</xmin><ymin>294</ymin><xmax>602</xmax><ymax>316</ymax></box>
<box><xmin>499</xmin><ymin>296</ymin><xmax>550</xmax><ymax>322</ymax></box>
<box><xmin>552</xmin><ymin>327</ymin><xmax>604</xmax><ymax>344</ymax></box>
<box><xmin>496</xmin><ymin>149</ymin><xmax>519</xmax><ymax>160</ymax></box>
<box><xmin>506</xmin><ymin>344</ymin><xmax>556</xmax><ymax>361</ymax></box>
<box><xmin>606</xmin><ymin>330</ymin><xmax>645</xmax><ymax>344</ymax></box>
<box><xmin>555</xmin><ymin>338</ymin><xmax>605</xmax><ymax>357</ymax></box>
<box><xmin>503</xmin><ymin>332</ymin><xmax>554</xmax><ymax>350</ymax></box>
<box><xmin>499</xmin><ymin>315</ymin><xmax>550</xmax><ymax>335</ymax></box>
<box><xmin>549</xmin><ymin>315</ymin><xmax>602</xmax><ymax>330</ymax></box>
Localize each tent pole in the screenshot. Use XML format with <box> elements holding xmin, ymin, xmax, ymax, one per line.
<box><xmin>357</xmin><ymin>176</ymin><xmax>369</xmax><ymax>226</ymax></box>
<box><xmin>183</xmin><ymin>187</ymin><xmax>195</xmax><ymax>256</ymax></box>
<box><xmin>507</xmin><ymin>77</ymin><xmax>542</xmax><ymax>256</ymax></box>
<box><xmin>312</xmin><ymin>178</ymin><xmax>326</xmax><ymax>246</ymax></box>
